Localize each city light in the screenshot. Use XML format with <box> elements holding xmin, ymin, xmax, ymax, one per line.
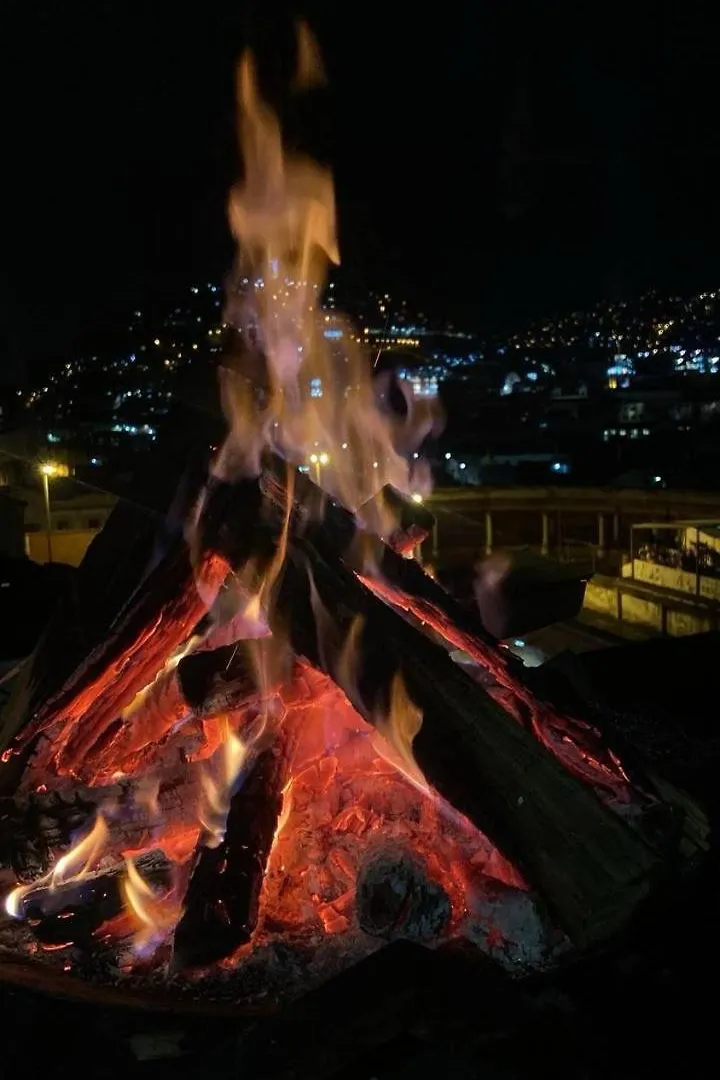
<box><xmin>38</xmin><ymin>462</ymin><xmax>69</xmax><ymax>565</ymax></box>
<box><xmin>39</xmin><ymin>462</ymin><xmax>68</xmax><ymax>478</ymax></box>
<box><xmin>17</xmin><ymin>277</ymin><xmax>720</xmax><ymax>507</ymax></box>
<box><xmin>411</xmin><ymin>492</ymin><xmax>424</xmax><ymax>504</ymax></box>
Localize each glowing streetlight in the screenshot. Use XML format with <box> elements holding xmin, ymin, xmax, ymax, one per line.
<box><xmin>309</xmin><ymin>452</ymin><xmax>330</xmax><ymax>485</ymax></box>
<box><xmin>410</xmin><ymin>492</ymin><xmax>424</xmax><ymax>504</ymax></box>
<box><xmin>38</xmin><ymin>462</ymin><xmax>68</xmax><ymax>563</ymax></box>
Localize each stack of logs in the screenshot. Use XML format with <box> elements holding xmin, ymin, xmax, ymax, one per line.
<box><xmin>0</xmin><ymin>452</ymin><xmax>703</xmax><ymax>973</ymax></box>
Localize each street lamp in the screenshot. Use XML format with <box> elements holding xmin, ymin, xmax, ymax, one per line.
<box><xmin>39</xmin><ymin>462</ymin><xmax>67</xmax><ymax>563</ymax></box>
<box><xmin>309</xmin><ymin>451</ymin><xmax>330</xmax><ymax>485</ymax></box>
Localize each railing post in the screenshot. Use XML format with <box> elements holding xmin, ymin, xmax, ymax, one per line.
<box><xmin>485</xmin><ymin>510</ymin><xmax>493</xmax><ymax>556</ymax></box>
<box><xmin>597</xmin><ymin>512</ymin><xmax>606</xmax><ymax>559</ymax></box>
<box><xmin>541</xmin><ymin>511</ymin><xmax>549</xmax><ymax>557</ymax></box>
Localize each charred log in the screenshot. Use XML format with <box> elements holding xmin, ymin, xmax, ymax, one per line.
<box><xmin>0</xmin><ymin>790</ymin><xmax>97</xmax><ymax>882</ymax></box>
<box><xmin>173</xmin><ymin>741</ymin><xmax>287</xmax><ymax>969</ymax></box>
<box><xmin>356</xmin><ymin>848</ymin><xmax>451</xmax><ymax>942</ymax></box>
<box><xmin>260</xmin><ymin>456</ymin><xmax>496</xmax><ymax>649</ymax></box>
<box><xmin>68</xmin><ymin>646</ymin><xmax>262</xmax><ymax>783</ymax></box>
<box><xmin>18</xmin><ymin>852</ymin><xmax>170</xmax><ymax>950</ymax></box>
<box><xmin>1</xmin><ymin>545</ymin><xmax>229</xmax><ymax>768</ymax></box>
<box><xmin>178</xmin><ymin>644</ymin><xmax>258</xmax><ymax>716</ymax></box>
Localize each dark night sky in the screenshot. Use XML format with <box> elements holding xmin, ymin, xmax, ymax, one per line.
<box><xmin>3</xmin><ymin>1</ymin><xmax>720</xmax><ymax>381</ymax></box>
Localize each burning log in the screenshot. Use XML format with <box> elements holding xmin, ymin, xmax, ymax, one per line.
<box><xmin>7</xmin><ymin>458</ymin><xmax>660</xmax><ymax>947</ymax></box>
<box><xmin>0</xmin><ymin>790</ymin><xmax>98</xmax><ymax>882</ymax></box>
<box><xmin>178</xmin><ymin>644</ymin><xmax>259</xmax><ymax>717</ymax></box>
<box><xmin>2</xmin><ymin>545</ymin><xmax>230</xmax><ymax>777</ymax></box>
<box><xmin>81</xmin><ymin>644</ymin><xmax>257</xmax><ymax>782</ymax></box>
<box><xmin>356</xmin><ymin>848</ymin><xmax>451</xmax><ymax>942</ymax></box>
<box><xmin>0</xmin><ymin>451</ymin><xmax>664</xmax><ymax>950</ymax></box>
<box><xmin>172</xmin><ymin>739</ymin><xmax>288</xmax><ymax>969</ymax></box>
<box><xmin>260</xmin><ymin>460</ymin><xmax>497</xmax><ymax>650</ymax></box>
<box><xmin>77</xmin><ymin>645</ymin><xmax>273</xmax><ymax>783</ymax></box>
<box><xmin>14</xmin><ymin>851</ymin><xmax>170</xmax><ymax>950</ymax></box>
<box><xmin>267</xmin><ymin>523</ymin><xmax>662</xmax><ymax>949</ymax></box>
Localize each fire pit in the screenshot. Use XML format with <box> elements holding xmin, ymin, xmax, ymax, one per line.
<box><xmin>0</xmin><ymin>25</ymin><xmax>707</xmax><ymax>1015</ymax></box>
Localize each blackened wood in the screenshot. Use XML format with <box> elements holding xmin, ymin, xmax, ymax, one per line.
<box><xmin>0</xmin><ymin>476</ymin><xmax>271</xmax><ymax>769</ymax></box>
<box><xmin>83</xmin><ymin>646</ymin><xmax>261</xmax><ymax>779</ymax></box>
<box><xmin>356</xmin><ymin>848</ymin><xmax>451</xmax><ymax>941</ymax></box>
<box><xmin>19</xmin><ymin>852</ymin><xmax>170</xmax><ymax>949</ymax></box>
<box><xmin>34</xmin><ymin>548</ymin><xmax>229</xmax><ymax>777</ymax></box>
<box><xmin>272</xmin><ymin>527</ymin><xmax>662</xmax><ymax>949</ymax></box>
<box><xmin>177</xmin><ymin>644</ymin><xmax>257</xmax><ymax>716</ymax></box>
<box><xmin>172</xmin><ymin>743</ymin><xmax>286</xmax><ymax>969</ymax></box>
<box><xmin>0</xmin><ymin>790</ymin><xmax>96</xmax><ymax>881</ymax></box>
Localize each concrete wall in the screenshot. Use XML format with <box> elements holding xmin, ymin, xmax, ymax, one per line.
<box><xmin>632</xmin><ymin>558</ymin><xmax>720</xmax><ymax>602</ymax></box>
<box><xmin>699</xmin><ymin>575</ymin><xmax>720</xmax><ymax>601</ymax></box>
<box><xmin>26</xmin><ymin>528</ymin><xmax>98</xmax><ymax>567</ymax></box>
<box><xmin>620</xmin><ymin>592</ymin><xmax>664</xmax><ymax>631</ymax></box>
<box><xmin>632</xmin><ymin>560</ymin><xmax>697</xmax><ymax>594</ymax></box>
<box><xmin>666</xmin><ymin>608</ymin><xmax>715</xmax><ymax>636</ymax></box>
<box><xmin>583</xmin><ymin>573</ymin><xmax>719</xmax><ymax>637</ymax></box>
<box><xmin>584</xmin><ymin>579</ymin><xmax>620</xmax><ymax>618</ymax></box>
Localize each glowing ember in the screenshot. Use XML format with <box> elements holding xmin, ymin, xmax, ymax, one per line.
<box><xmin>250</xmin><ymin>671</ymin><xmax>523</xmax><ymax>947</ymax></box>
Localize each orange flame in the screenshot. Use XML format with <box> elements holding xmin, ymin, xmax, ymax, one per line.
<box><xmin>4</xmin><ymin>814</ymin><xmax>109</xmax><ymax>920</ymax></box>
<box><xmin>120</xmin><ymin>856</ymin><xmax>181</xmax><ymax>955</ymax></box>
<box><xmin>214</xmin><ymin>24</ymin><xmax>441</xmax><ymax>517</ymax></box>
<box><xmin>294</xmin><ymin>22</ymin><xmax>326</xmax><ymax>90</ymax></box>
<box><xmin>371</xmin><ymin>672</ymin><xmax>429</xmax><ymax>793</ymax></box>
<box><xmin>198</xmin><ymin>718</ymin><xmax>250</xmax><ymax>848</ymax></box>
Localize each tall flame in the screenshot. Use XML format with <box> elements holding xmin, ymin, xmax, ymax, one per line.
<box><xmin>215</xmin><ymin>22</ymin><xmax>441</xmax><ymax>513</ymax></box>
